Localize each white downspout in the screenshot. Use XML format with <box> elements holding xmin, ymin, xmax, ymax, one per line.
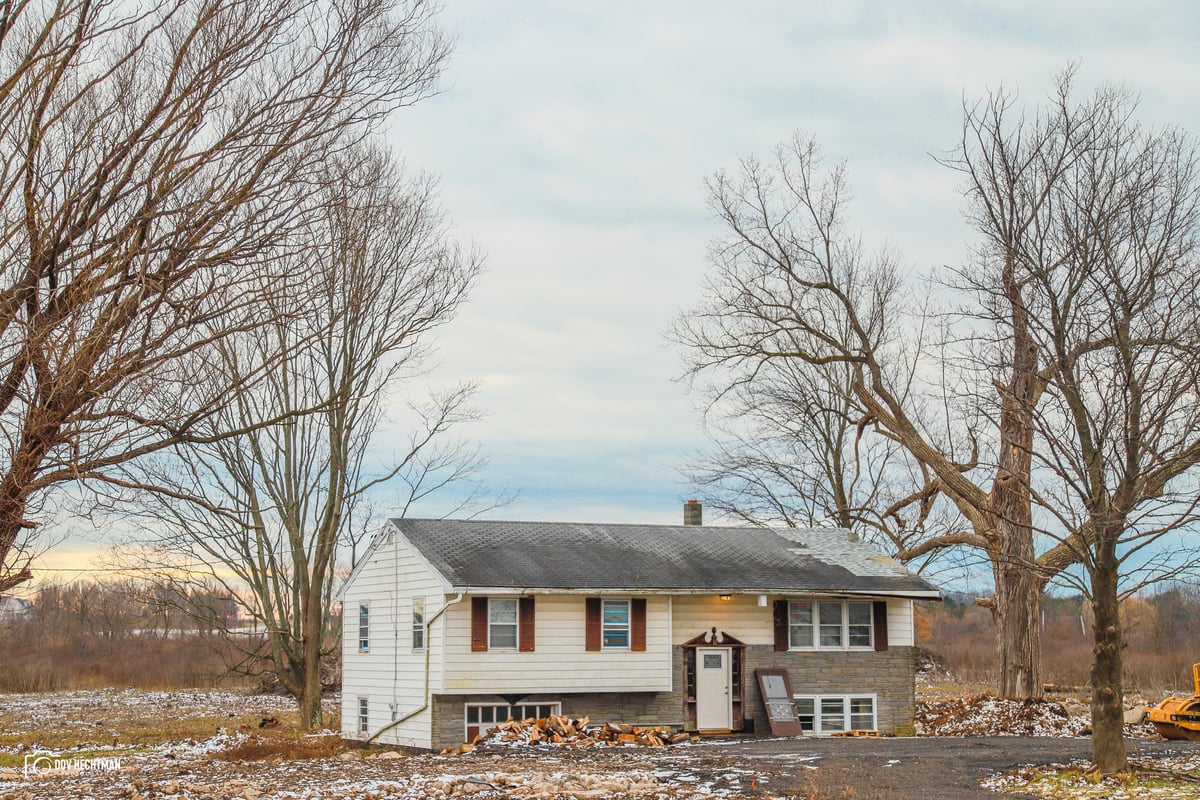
<box><xmin>367</xmin><ymin>592</ymin><xmax>464</xmax><ymax>744</ymax></box>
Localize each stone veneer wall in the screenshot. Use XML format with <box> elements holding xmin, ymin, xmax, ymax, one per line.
<box><xmin>742</xmin><ymin>645</ymin><xmax>917</xmax><ymax>734</ymax></box>
<box><xmin>429</xmin><ymin>645</ymin><xmax>916</xmax><ymax>750</ymax></box>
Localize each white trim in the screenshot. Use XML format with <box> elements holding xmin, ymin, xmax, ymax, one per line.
<box><xmin>447</xmin><ymin>586</ymin><xmax>939</xmax><ymax>599</ymax></box>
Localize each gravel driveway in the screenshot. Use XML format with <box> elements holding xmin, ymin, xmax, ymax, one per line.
<box><xmin>703</xmin><ymin>735</ymin><xmax>1200</xmax><ymax>799</ymax></box>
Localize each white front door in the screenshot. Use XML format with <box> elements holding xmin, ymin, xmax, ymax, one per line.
<box><xmin>695</xmin><ymin>647</ymin><xmax>732</xmax><ymax>730</ymax></box>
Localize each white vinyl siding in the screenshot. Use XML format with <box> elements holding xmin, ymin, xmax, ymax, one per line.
<box><xmin>669</xmin><ymin>595</ymin><xmax>915</xmax><ymax>647</ymax></box>
<box><xmin>340</xmin><ymin>526</ymin><xmax>449</xmax><ymax>749</ymax></box>
<box><xmin>442</xmin><ymin>595</ymin><xmax>671</xmax><ymax>693</ymax></box>
<box><xmin>887</xmin><ymin>599</ymin><xmax>916</xmax><ymax>646</ymax></box>
<box><xmin>670</xmin><ymin>595</ymin><xmax>775</xmax><ymax>645</ymax></box>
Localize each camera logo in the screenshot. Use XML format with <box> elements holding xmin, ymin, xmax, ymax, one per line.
<box><xmin>22</xmin><ymin>754</ymin><xmax>53</xmax><ymax>778</ymax></box>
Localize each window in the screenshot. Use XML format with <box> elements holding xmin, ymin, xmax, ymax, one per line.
<box><xmin>847</xmin><ymin>602</ymin><xmax>872</xmax><ymax>648</ymax></box>
<box><xmin>793</xmin><ymin>695</ymin><xmax>876</xmax><ymax>735</ymax></box>
<box><xmin>818</xmin><ymin>602</ymin><xmax>843</xmax><ymax>647</ymax></box>
<box><xmin>788</xmin><ymin>602</ymin><xmax>813</xmax><ymax>648</ymax></box>
<box><xmin>489</xmin><ymin>598</ymin><xmax>518</xmax><ymax>649</ymax></box>
<box><xmin>412</xmin><ymin>597</ymin><xmax>425</xmax><ymax>651</ymax></box>
<box><xmin>357</xmin><ymin>603</ymin><xmax>369</xmax><ymax>652</ymax></box>
<box><xmin>465</xmin><ymin>702</ymin><xmax>561</xmax><ymax>742</ymax></box>
<box><xmin>602</xmin><ymin>599</ymin><xmax>630</xmax><ymax>649</ymax></box>
<box><xmin>820</xmin><ymin>697</ymin><xmax>846</xmax><ymax>732</ymax></box>
<box><xmin>471</xmin><ymin>596</ymin><xmax>534</xmax><ymax>652</ymax></box>
<box><xmin>357</xmin><ymin>696</ymin><xmax>369</xmax><ymax>733</ymax></box>
<box><xmin>787</xmin><ymin>601</ymin><xmax>873</xmax><ymax>650</ymax></box>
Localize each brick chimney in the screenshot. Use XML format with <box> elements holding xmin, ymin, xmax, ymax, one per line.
<box><xmin>683</xmin><ymin>500</ymin><xmax>702</xmax><ymax>526</ymax></box>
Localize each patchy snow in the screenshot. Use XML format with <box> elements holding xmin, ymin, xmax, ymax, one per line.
<box><xmin>915</xmin><ymin>694</ymin><xmax>1160</xmax><ymax>738</ymax></box>
<box><xmin>983</xmin><ymin>755</ymin><xmax>1200</xmax><ymax>799</ymax></box>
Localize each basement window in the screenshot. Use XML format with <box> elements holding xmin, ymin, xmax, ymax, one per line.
<box><xmin>793</xmin><ymin>695</ymin><xmax>876</xmax><ymax>735</ymax></box>
<box><xmin>465</xmin><ymin>702</ymin><xmax>561</xmax><ymax>743</ymax></box>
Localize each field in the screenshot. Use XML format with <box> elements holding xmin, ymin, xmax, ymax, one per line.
<box><xmin>3</xmin><ymin>687</ymin><xmax>1200</xmax><ymax>800</ymax></box>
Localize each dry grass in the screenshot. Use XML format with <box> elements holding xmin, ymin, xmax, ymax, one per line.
<box><xmin>214</xmin><ymin>731</ymin><xmax>348</xmax><ymax>762</ymax></box>
<box><xmin>0</xmin><ymin>633</ymin><xmax>253</xmax><ymax>693</ymax></box>
<box><xmin>0</xmin><ymin>694</ymin><xmax>340</xmax><ymax>754</ymax></box>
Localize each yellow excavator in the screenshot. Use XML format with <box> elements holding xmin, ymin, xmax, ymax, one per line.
<box><xmin>1148</xmin><ymin>663</ymin><xmax>1200</xmax><ymax>741</ymax></box>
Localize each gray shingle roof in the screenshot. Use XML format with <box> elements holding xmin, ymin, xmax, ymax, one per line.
<box><xmin>391</xmin><ymin>519</ymin><xmax>939</xmax><ymax>597</ymax></box>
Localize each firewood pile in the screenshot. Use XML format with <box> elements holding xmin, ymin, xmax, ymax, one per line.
<box><xmin>439</xmin><ymin>715</ymin><xmax>696</xmax><ymax>755</ymax></box>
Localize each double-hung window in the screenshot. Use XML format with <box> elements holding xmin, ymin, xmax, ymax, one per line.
<box><xmin>788</xmin><ymin>600</ymin><xmax>873</xmax><ymax>650</ymax></box>
<box><xmin>357</xmin><ymin>696</ymin><xmax>369</xmax><ymax>733</ymax></box>
<box><xmin>601</xmin><ymin>599</ymin><xmax>630</xmax><ymax>649</ymax></box>
<box><xmin>489</xmin><ymin>598</ymin><xmax>518</xmax><ymax>649</ymax></box>
<box><xmin>412</xmin><ymin>597</ymin><xmax>425</xmax><ymax>651</ymax></box>
<box><xmin>357</xmin><ymin>603</ymin><xmax>370</xmax><ymax>652</ymax></box>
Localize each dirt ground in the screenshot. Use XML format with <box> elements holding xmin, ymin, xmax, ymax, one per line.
<box><xmin>4</xmin><ymin>689</ymin><xmax>1200</xmax><ymax>799</ymax></box>
<box><xmin>7</xmin><ymin>732</ymin><xmax>1200</xmax><ymax>800</ymax></box>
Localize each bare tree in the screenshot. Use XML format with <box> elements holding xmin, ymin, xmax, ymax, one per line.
<box><xmin>0</xmin><ymin>0</ymin><xmax>450</xmax><ymax>594</ymax></box>
<box><xmin>1002</xmin><ymin>89</ymin><xmax>1200</xmax><ymax>771</ymax></box>
<box><xmin>111</xmin><ymin>146</ymin><xmax>494</xmax><ymax>730</ymax></box>
<box><xmin>682</xmin><ymin>335</ymin><xmax>972</xmax><ymax>580</ymax></box>
<box><xmin>674</xmin><ymin>129</ymin><xmax>1054</xmax><ymax>698</ymax></box>
<box><xmin>677</xmin><ymin>72</ymin><xmax>1200</xmax><ymax>771</ymax></box>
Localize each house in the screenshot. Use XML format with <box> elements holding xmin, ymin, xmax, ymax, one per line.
<box><xmin>0</xmin><ymin>595</ymin><xmax>32</xmax><ymax>622</ymax></box>
<box><xmin>338</xmin><ymin>504</ymin><xmax>940</xmax><ymax>750</ymax></box>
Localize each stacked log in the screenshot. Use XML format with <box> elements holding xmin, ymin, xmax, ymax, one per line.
<box><xmin>439</xmin><ymin>715</ymin><xmax>695</xmax><ymax>755</ymax></box>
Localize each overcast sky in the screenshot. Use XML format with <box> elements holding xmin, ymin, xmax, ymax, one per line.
<box><xmin>32</xmin><ymin>1</ymin><xmax>1200</xmax><ymax>582</ymax></box>
<box><xmin>378</xmin><ymin>0</ymin><xmax>1200</xmax><ymax>526</ymax></box>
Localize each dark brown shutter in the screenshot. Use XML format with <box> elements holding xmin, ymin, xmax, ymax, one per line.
<box><xmin>585</xmin><ymin>597</ymin><xmax>601</xmax><ymax>651</ymax></box>
<box><xmin>519</xmin><ymin>596</ymin><xmax>535</xmax><ymax>652</ymax></box>
<box><xmin>471</xmin><ymin>597</ymin><xmax>489</xmax><ymax>652</ymax></box>
<box><xmin>773</xmin><ymin>599</ymin><xmax>789</xmax><ymax>651</ymax></box>
<box><xmin>630</xmin><ymin>598</ymin><xmax>647</xmax><ymax>651</ymax></box>
<box><xmin>873</xmin><ymin>600</ymin><xmax>889</xmax><ymax>651</ymax></box>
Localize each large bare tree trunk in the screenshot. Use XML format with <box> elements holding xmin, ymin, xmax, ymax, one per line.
<box><xmin>990</xmin><ymin>253</ymin><xmax>1043</xmax><ymax>698</ymax></box>
<box><xmin>298</xmin><ymin>595</ymin><xmax>326</xmax><ymax>731</ymax></box>
<box><xmin>991</xmin><ymin>552</ymin><xmax>1043</xmax><ymax>698</ymax></box>
<box><xmin>1090</xmin><ymin>533</ymin><xmax>1127</xmax><ymax>773</ymax></box>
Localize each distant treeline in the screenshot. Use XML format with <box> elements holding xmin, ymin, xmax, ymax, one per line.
<box><xmin>920</xmin><ymin>583</ymin><xmax>1200</xmax><ymax>694</ymax></box>
<box><xmin>1</xmin><ymin>580</ymin><xmax>255</xmax><ymax>692</ymax></box>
